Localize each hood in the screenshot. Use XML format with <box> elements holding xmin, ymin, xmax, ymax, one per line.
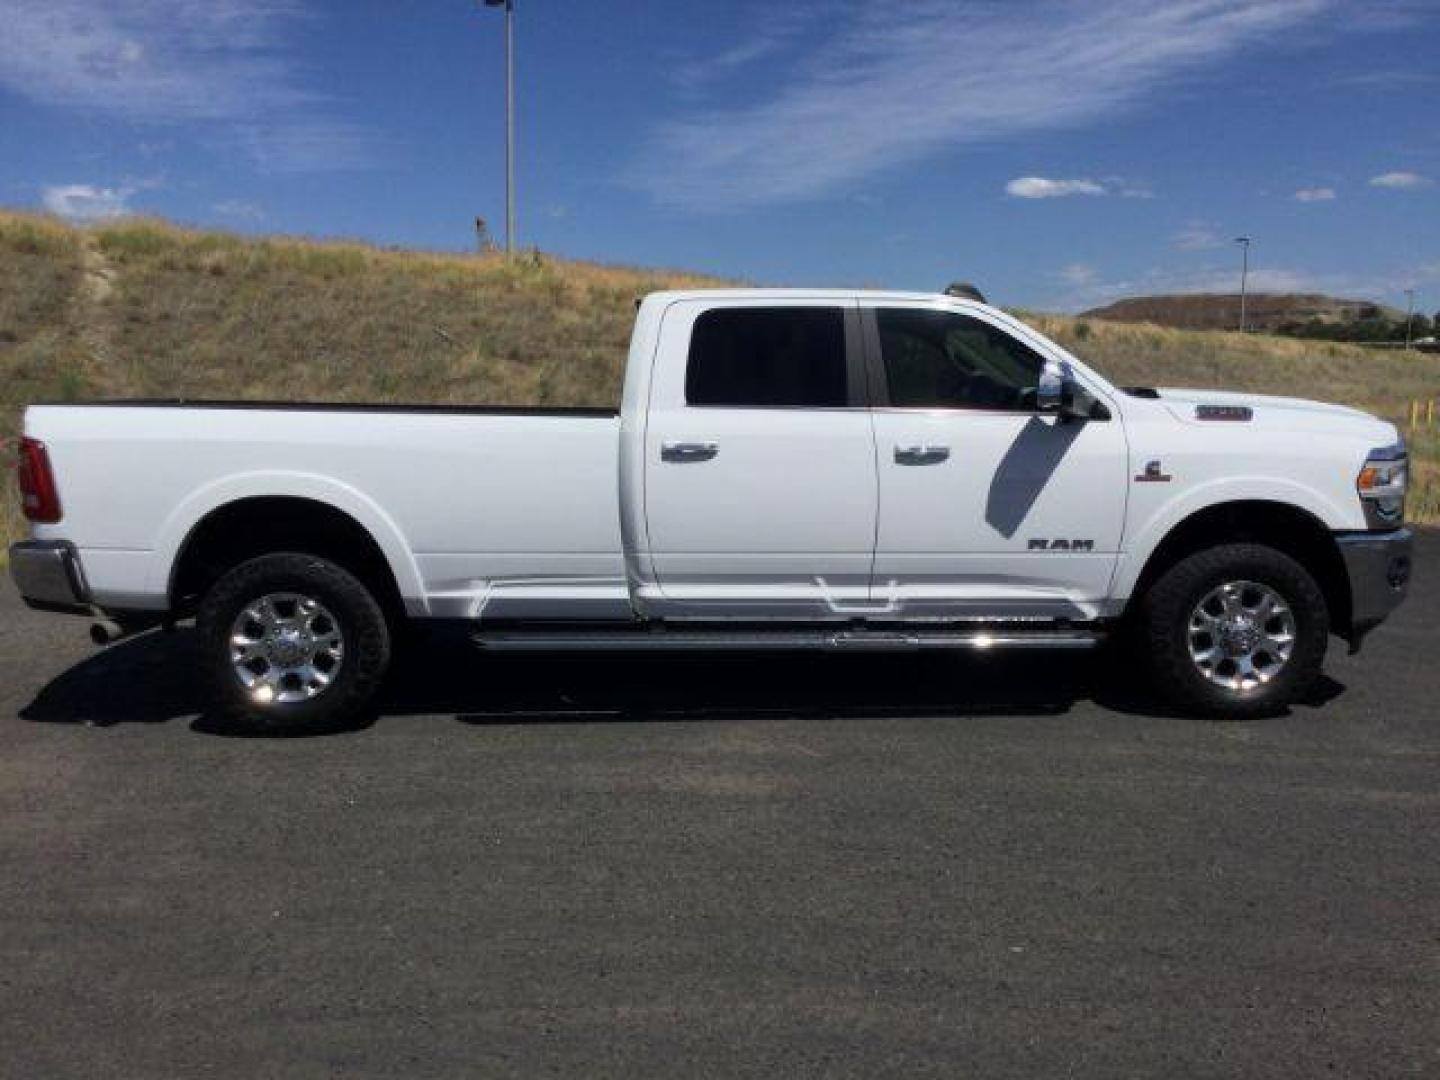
<box><xmin>1154</xmin><ymin>387</ymin><xmax>1396</xmax><ymax>442</ymax></box>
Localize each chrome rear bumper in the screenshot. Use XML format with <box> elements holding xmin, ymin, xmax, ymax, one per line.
<box><xmin>8</xmin><ymin>540</ymin><xmax>92</xmax><ymax>614</ymax></box>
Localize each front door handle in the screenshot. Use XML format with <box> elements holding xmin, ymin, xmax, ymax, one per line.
<box><xmin>894</xmin><ymin>443</ymin><xmax>950</xmax><ymax>465</ymax></box>
<box><xmin>661</xmin><ymin>440</ymin><xmax>719</xmax><ymax>463</ymax></box>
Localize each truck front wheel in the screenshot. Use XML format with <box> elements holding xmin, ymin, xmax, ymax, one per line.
<box><xmin>1136</xmin><ymin>543</ymin><xmax>1329</xmax><ymax>718</ymax></box>
<box><xmin>196</xmin><ymin>553</ymin><xmax>391</xmax><ymax>731</ymax></box>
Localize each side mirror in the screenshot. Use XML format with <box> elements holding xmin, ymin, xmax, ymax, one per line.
<box><xmin>1037</xmin><ymin>360</ymin><xmax>1104</xmax><ymax>421</ymax></box>
<box><xmin>1036</xmin><ymin>360</ymin><xmax>1067</xmax><ymax>413</ymax></box>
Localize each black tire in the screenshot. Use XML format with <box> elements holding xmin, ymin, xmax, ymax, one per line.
<box><xmin>196</xmin><ymin>553</ymin><xmax>391</xmax><ymax>731</ymax></box>
<box><xmin>1136</xmin><ymin>543</ymin><xmax>1329</xmax><ymax>718</ymax></box>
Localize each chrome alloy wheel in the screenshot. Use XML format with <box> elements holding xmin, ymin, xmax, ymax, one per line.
<box><xmin>229</xmin><ymin>593</ymin><xmax>345</xmax><ymax>705</ymax></box>
<box><xmin>1187</xmin><ymin>580</ymin><xmax>1296</xmax><ymax>694</ymax></box>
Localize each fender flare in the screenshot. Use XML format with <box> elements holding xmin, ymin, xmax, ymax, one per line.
<box><xmin>1112</xmin><ymin>476</ymin><xmax>1352</xmax><ymax>601</ymax></box>
<box><xmin>148</xmin><ymin>471</ymin><xmax>428</xmax><ymax>615</ymax></box>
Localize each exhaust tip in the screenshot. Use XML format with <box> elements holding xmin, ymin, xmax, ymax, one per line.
<box><xmin>90</xmin><ymin>620</ymin><xmax>123</xmax><ymax>646</ymax></box>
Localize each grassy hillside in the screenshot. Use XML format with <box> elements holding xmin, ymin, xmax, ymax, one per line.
<box><xmin>3</xmin><ymin>208</ymin><xmax>1438</xmax><ymax>550</ymax></box>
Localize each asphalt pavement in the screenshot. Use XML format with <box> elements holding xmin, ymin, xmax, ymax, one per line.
<box><xmin>2</xmin><ymin>534</ymin><xmax>1438</xmax><ymax>1078</ymax></box>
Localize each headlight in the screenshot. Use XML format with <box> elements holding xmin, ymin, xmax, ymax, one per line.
<box><xmin>1356</xmin><ymin>439</ymin><xmax>1407</xmax><ymax>527</ymax></box>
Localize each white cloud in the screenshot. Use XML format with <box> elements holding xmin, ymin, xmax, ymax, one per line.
<box><xmin>213</xmin><ymin>199</ymin><xmax>266</xmax><ymax>222</ymax></box>
<box><xmin>0</xmin><ymin>1</ymin><xmax>372</xmax><ymax>173</ymax></box>
<box><xmin>1343</xmin><ymin>0</ymin><xmax>1438</xmax><ymax>30</ymax></box>
<box><xmin>1006</xmin><ymin>177</ymin><xmax>1108</xmax><ymax>199</ymax></box>
<box><xmin>671</xmin><ymin>3</ymin><xmax>842</xmax><ymax>90</ymax></box>
<box><xmin>633</xmin><ymin>0</ymin><xmax>1340</xmax><ymax>209</ymax></box>
<box><xmin>0</xmin><ymin>1</ymin><xmax>298</xmax><ymax>121</ymax></box>
<box><xmin>234</xmin><ymin>122</ymin><xmax>379</xmax><ymax>176</ymax></box>
<box><xmin>1294</xmin><ymin>186</ymin><xmax>1336</xmax><ymax>202</ymax></box>
<box><xmin>675</xmin><ymin>38</ymin><xmax>784</xmax><ymax>87</ymax></box>
<box><xmin>1060</xmin><ymin>264</ymin><xmax>1100</xmax><ymax>287</ymax></box>
<box><xmin>42</xmin><ymin>183</ymin><xmax>135</xmax><ymax>222</ymax></box>
<box><xmin>1172</xmin><ymin>222</ymin><xmax>1227</xmax><ymax>251</ymax></box>
<box><xmin>1369</xmin><ymin>171</ymin><xmax>1433</xmax><ymax>190</ymax></box>
<box><xmin>1006</xmin><ymin>176</ymin><xmax>1151</xmax><ymax>199</ymax></box>
<box><xmin>1337</xmin><ymin>69</ymin><xmax>1437</xmax><ymax>90</ymax></box>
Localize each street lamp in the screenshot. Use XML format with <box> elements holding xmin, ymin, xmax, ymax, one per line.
<box><xmin>1234</xmin><ymin>236</ymin><xmax>1251</xmax><ymax>333</ymax></box>
<box><xmin>482</xmin><ymin>0</ymin><xmax>516</xmax><ymax>255</ymax></box>
<box><xmin>1404</xmin><ymin>288</ymin><xmax>1416</xmax><ymax>351</ymax></box>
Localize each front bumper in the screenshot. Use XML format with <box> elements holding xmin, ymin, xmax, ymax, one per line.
<box><xmin>1337</xmin><ymin>528</ymin><xmax>1412</xmax><ymax>651</ymax></box>
<box><xmin>8</xmin><ymin>540</ymin><xmax>92</xmax><ymax>615</ymax></box>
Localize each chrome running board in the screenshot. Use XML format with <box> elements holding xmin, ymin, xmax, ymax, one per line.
<box><xmin>473</xmin><ymin>624</ymin><xmax>1104</xmax><ymax>653</ymax></box>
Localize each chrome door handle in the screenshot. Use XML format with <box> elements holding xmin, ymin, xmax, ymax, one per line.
<box><xmin>661</xmin><ymin>440</ymin><xmax>719</xmax><ymax>463</ymax></box>
<box><xmin>894</xmin><ymin>443</ymin><xmax>950</xmax><ymax>465</ymax></box>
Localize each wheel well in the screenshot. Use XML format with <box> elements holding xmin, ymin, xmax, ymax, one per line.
<box><xmin>169</xmin><ymin>497</ymin><xmax>405</xmax><ymax>621</ymax></box>
<box><xmin>1126</xmin><ymin>501</ymin><xmax>1351</xmax><ymax>631</ymax></box>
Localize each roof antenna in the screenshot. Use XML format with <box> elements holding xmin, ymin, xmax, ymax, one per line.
<box><xmin>943</xmin><ymin>282</ymin><xmax>987</xmax><ymax>303</ymax></box>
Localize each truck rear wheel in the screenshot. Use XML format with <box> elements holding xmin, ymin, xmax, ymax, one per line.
<box><xmin>196</xmin><ymin>553</ymin><xmax>391</xmax><ymax>731</ymax></box>
<box><xmin>1136</xmin><ymin>543</ymin><xmax>1329</xmax><ymax>718</ymax></box>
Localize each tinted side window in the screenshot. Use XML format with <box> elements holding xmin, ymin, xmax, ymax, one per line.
<box><xmin>686</xmin><ymin>307</ymin><xmax>848</xmax><ymax>408</ymax></box>
<box><xmin>877</xmin><ymin>309</ymin><xmax>1045</xmax><ymax>411</ymax></box>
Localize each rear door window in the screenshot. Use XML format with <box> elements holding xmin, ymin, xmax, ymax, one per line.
<box><xmin>686</xmin><ymin>307</ymin><xmax>848</xmax><ymax>408</ymax></box>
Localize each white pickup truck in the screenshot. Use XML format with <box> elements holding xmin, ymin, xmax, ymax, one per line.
<box><xmin>11</xmin><ymin>289</ymin><xmax>1412</xmax><ymax>727</ymax></box>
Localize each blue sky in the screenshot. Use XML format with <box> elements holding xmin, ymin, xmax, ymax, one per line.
<box><xmin>1</xmin><ymin>0</ymin><xmax>1437</xmax><ymax>312</ymax></box>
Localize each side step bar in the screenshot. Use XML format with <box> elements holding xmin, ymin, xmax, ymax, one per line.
<box><xmin>473</xmin><ymin>626</ymin><xmax>1105</xmax><ymax>653</ymax></box>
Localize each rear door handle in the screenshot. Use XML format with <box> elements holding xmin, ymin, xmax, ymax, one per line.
<box><xmin>894</xmin><ymin>443</ymin><xmax>950</xmax><ymax>465</ymax></box>
<box><xmin>661</xmin><ymin>440</ymin><xmax>719</xmax><ymax>463</ymax></box>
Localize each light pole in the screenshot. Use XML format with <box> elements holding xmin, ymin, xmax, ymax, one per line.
<box><xmin>1234</xmin><ymin>236</ymin><xmax>1251</xmax><ymax>333</ymax></box>
<box><xmin>1404</xmin><ymin>288</ymin><xmax>1416</xmax><ymax>351</ymax></box>
<box><xmin>483</xmin><ymin>0</ymin><xmax>516</xmax><ymax>255</ymax></box>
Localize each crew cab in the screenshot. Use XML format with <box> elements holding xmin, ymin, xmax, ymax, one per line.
<box><xmin>10</xmin><ymin>290</ymin><xmax>1413</xmax><ymax>726</ymax></box>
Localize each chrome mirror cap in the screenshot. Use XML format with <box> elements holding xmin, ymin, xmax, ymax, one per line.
<box><xmin>1037</xmin><ymin>360</ymin><xmax>1066</xmax><ymax>412</ymax></box>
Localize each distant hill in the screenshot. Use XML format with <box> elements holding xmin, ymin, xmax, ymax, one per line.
<box><xmin>1082</xmin><ymin>293</ymin><xmax>1404</xmax><ymax>332</ymax></box>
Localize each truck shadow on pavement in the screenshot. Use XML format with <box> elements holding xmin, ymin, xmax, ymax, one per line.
<box><xmin>19</xmin><ymin>623</ymin><xmax>1345</xmax><ymax>736</ymax></box>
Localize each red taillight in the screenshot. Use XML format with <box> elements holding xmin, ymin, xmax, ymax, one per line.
<box><xmin>17</xmin><ymin>436</ymin><xmax>62</xmax><ymax>523</ymax></box>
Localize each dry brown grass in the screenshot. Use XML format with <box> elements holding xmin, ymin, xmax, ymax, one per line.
<box><xmin>90</xmin><ymin>216</ymin><xmax>724</xmax><ymax>407</ymax></box>
<box><xmin>2</xmin><ymin>208</ymin><xmax>1437</xmax><ymax>555</ymax></box>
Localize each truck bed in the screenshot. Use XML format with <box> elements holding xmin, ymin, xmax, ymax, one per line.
<box><xmin>24</xmin><ymin>401</ymin><xmax>626</xmax><ymax>617</ymax></box>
